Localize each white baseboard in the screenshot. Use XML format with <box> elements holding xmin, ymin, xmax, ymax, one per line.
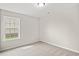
<box><xmin>41</xmin><ymin>40</ymin><xmax>79</xmax><ymax>54</ymax></box>
<box><xmin>0</xmin><ymin>41</ymin><xmax>40</xmax><ymax>52</ymax></box>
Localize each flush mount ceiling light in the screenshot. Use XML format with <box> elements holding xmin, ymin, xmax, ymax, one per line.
<box><xmin>34</xmin><ymin>3</ymin><xmax>46</xmax><ymax>7</ymax></box>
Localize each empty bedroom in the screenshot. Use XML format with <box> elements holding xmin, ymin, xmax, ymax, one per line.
<box><xmin>0</xmin><ymin>3</ymin><xmax>79</xmax><ymax>56</ymax></box>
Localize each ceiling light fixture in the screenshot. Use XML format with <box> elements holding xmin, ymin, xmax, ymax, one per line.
<box><xmin>35</xmin><ymin>3</ymin><xmax>46</xmax><ymax>7</ymax></box>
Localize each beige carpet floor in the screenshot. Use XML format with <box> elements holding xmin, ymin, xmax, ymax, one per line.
<box><xmin>0</xmin><ymin>41</ymin><xmax>79</xmax><ymax>56</ymax></box>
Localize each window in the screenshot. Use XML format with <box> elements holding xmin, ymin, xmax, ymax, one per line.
<box><xmin>1</xmin><ymin>16</ymin><xmax>20</xmax><ymax>41</ymax></box>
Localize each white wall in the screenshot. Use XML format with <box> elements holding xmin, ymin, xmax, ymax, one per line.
<box><xmin>0</xmin><ymin>9</ymin><xmax>39</xmax><ymax>50</ymax></box>
<box><xmin>40</xmin><ymin>4</ymin><xmax>79</xmax><ymax>53</ymax></box>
